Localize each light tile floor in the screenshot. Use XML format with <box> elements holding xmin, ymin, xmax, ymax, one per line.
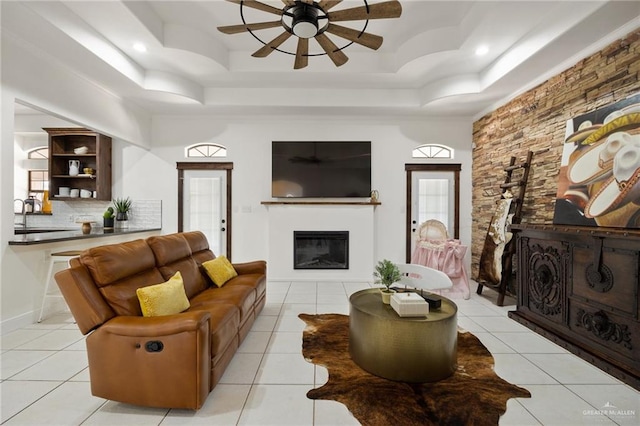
<box><xmin>2</xmin><ymin>280</ymin><xmax>639</xmax><ymax>425</ymax></box>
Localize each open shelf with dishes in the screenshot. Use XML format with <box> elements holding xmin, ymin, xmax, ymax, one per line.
<box><xmin>45</xmin><ymin>128</ymin><xmax>112</xmax><ymax>201</ymax></box>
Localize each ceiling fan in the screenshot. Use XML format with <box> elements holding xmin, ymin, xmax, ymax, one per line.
<box><xmin>217</xmin><ymin>0</ymin><xmax>402</xmax><ymax>69</ymax></box>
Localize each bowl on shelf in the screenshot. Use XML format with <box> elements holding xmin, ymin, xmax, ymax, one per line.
<box><xmin>83</xmin><ymin>167</ymin><xmax>94</xmax><ymax>175</ymax></box>
<box><xmin>74</xmin><ymin>146</ymin><xmax>89</xmax><ymax>154</ymax></box>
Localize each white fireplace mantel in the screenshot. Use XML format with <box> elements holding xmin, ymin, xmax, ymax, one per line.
<box><xmin>264</xmin><ymin>203</ymin><xmax>376</xmax><ymax>281</ymax></box>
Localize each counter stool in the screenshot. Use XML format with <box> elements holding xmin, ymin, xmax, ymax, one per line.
<box><xmin>38</xmin><ymin>250</ymin><xmax>82</xmax><ymax>323</ymax></box>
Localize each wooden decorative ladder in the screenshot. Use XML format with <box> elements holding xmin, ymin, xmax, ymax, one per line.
<box><xmin>476</xmin><ymin>150</ymin><xmax>533</xmax><ymax>306</ymax></box>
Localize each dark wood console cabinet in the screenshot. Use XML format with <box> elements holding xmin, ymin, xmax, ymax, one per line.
<box><xmin>509</xmin><ymin>224</ymin><xmax>640</xmax><ymax>390</ymax></box>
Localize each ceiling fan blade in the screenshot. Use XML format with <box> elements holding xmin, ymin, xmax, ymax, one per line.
<box><xmin>325</xmin><ymin>23</ymin><xmax>383</xmax><ymax>50</ymax></box>
<box><xmin>327</xmin><ymin>0</ymin><xmax>402</xmax><ymax>21</ymax></box>
<box><xmin>281</xmin><ymin>0</ymin><xmax>296</xmax><ymax>6</ymax></box>
<box><xmin>217</xmin><ymin>21</ymin><xmax>282</xmax><ymax>34</ymax></box>
<box><xmin>226</xmin><ymin>0</ymin><xmax>283</xmax><ymax>16</ymax></box>
<box><xmin>315</xmin><ymin>33</ymin><xmax>348</xmax><ymax>67</ymax></box>
<box><xmin>252</xmin><ymin>31</ymin><xmax>292</xmax><ymax>57</ymax></box>
<box><xmin>299</xmin><ymin>0</ymin><xmax>315</xmax><ymax>5</ymax></box>
<box><xmin>294</xmin><ymin>37</ymin><xmax>309</xmax><ymax>69</ymax></box>
<box><xmin>318</xmin><ymin>0</ymin><xmax>343</xmax><ymax>11</ymax></box>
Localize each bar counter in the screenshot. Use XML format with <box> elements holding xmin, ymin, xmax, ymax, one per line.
<box><xmin>9</xmin><ymin>227</ymin><xmax>162</xmax><ymax>245</ymax></box>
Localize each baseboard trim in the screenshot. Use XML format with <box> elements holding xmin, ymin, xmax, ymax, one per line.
<box><xmin>268</xmin><ymin>277</ymin><xmax>371</xmax><ymax>283</ymax></box>
<box><xmin>1</xmin><ymin>310</ymin><xmax>35</xmax><ymax>335</ymax></box>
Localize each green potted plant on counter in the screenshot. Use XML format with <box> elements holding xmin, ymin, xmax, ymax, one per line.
<box><xmin>103</xmin><ymin>206</ymin><xmax>115</xmax><ymax>229</ymax></box>
<box><xmin>374</xmin><ymin>259</ymin><xmax>402</xmax><ymax>304</ymax></box>
<box><xmin>113</xmin><ymin>197</ymin><xmax>132</xmax><ymax>228</ymax></box>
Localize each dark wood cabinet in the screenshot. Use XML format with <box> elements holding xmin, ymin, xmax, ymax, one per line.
<box><xmin>45</xmin><ymin>128</ymin><xmax>112</xmax><ymax>201</ymax></box>
<box><xmin>509</xmin><ymin>224</ymin><xmax>640</xmax><ymax>390</ymax></box>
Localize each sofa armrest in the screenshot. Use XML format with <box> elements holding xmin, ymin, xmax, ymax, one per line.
<box><xmin>100</xmin><ymin>310</ymin><xmax>210</xmax><ymax>337</ymax></box>
<box><xmin>86</xmin><ymin>310</ymin><xmax>211</xmax><ymax>409</ymax></box>
<box><xmin>232</xmin><ymin>260</ymin><xmax>266</xmax><ymax>276</ymax></box>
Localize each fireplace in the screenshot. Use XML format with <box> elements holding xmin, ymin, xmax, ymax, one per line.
<box><xmin>294</xmin><ymin>231</ymin><xmax>349</xmax><ymax>269</ymax></box>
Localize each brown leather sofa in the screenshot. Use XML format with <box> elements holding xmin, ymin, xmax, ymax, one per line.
<box><xmin>55</xmin><ymin>231</ymin><xmax>266</xmax><ymax>409</ymax></box>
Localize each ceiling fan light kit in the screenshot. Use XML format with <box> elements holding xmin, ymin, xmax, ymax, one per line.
<box><xmin>218</xmin><ymin>0</ymin><xmax>402</xmax><ymax>69</ymax></box>
<box><xmin>291</xmin><ymin>4</ymin><xmax>321</xmax><ymax>38</ymax></box>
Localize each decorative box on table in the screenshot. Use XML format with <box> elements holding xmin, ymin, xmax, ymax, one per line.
<box><xmin>391</xmin><ymin>292</ymin><xmax>429</xmax><ymax>317</ymax></box>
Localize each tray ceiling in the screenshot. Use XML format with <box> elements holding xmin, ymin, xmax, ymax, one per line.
<box><xmin>3</xmin><ymin>1</ymin><xmax>639</xmax><ymax>118</ymax></box>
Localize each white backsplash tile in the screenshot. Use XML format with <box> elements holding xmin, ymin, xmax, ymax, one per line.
<box><xmin>22</xmin><ymin>200</ymin><xmax>162</xmax><ymax>229</ymax></box>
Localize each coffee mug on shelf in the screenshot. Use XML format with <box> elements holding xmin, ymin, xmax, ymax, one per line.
<box><xmin>80</xmin><ymin>189</ymin><xmax>92</xmax><ymax>198</ymax></box>
<box><xmin>59</xmin><ymin>187</ymin><xmax>70</xmax><ymax>197</ymax></box>
<box><xmin>70</xmin><ymin>189</ymin><xmax>80</xmax><ymax>198</ymax></box>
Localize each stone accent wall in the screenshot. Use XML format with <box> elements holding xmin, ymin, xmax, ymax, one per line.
<box><xmin>471</xmin><ymin>29</ymin><xmax>640</xmax><ymax>279</ymax></box>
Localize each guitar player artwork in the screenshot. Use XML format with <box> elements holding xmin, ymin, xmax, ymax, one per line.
<box><xmin>554</xmin><ymin>93</ymin><xmax>640</xmax><ymax>228</ymax></box>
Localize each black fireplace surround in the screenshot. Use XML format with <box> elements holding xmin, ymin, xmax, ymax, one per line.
<box><xmin>294</xmin><ymin>231</ymin><xmax>349</xmax><ymax>269</ymax></box>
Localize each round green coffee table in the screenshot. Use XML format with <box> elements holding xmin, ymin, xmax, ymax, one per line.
<box><xmin>348</xmin><ymin>288</ymin><xmax>458</xmax><ymax>382</ymax></box>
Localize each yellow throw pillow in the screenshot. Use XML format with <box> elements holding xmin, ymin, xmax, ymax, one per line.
<box><xmin>202</xmin><ymin>255</ymin><xmax>238</xmax><ymax>287</ymax></box>
<box><xmin>136</xmin><ymin>271</ymin><xmax>190</xmax><ymax>317</ymax></box>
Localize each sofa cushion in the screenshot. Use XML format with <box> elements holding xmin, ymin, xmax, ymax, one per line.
<box><xmin>202</xmin><ymin>256</ymin><xmax>238</xmax><ymax>287</ymax></box>
<box><xmin>190</xmin><ymin>285</ymin><xmax>256</xmax><ymax>324</ymax></box>
<box><xmin>182</xmin><ymin>231</ymin><xmax>215</xmax><ymax>259</ymax></box>
<box><xmin>147</xmin><ymin>233</ymin><xmax>209</xmax><ymax>298</ymax></box>
<box><xmin>81</xmin><ymin>239</ymin><xmax>157</xmax><ymax>286</ymax></box>
<box><xmin>224</xmin><ymin>273</ymin><xmax>267</xmax><ymax>302</ymax></box>
<box><xmin>186</xmin><ymin>301</ymin><xmax>239</xmax><ymax>357</ymax></box>
<box><xmin>147</xmin><ymin>233</ymin><xmax>192</xmax><ymax>264</ymax></box>
<box><xmin>137</xmin><ymin>272</ymin><xmax>190</xmax><ymax>317</ymax></box>
<box><xmin>159</xmin><ymin>257</ymin><xmax>209</xmax><ymax>300</ymax></box>
<box><xmin>80</xmin><ymin>239</ymin><xmax>166</xmax><ymax>316</ymax></box>
<box><xmin>99</xmin><ymin>269</ymin><xmax>167</xmax><ymax>316</ymax></box>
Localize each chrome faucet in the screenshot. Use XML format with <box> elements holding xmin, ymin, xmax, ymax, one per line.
<box><xmin>14</xmin><ymin>199</ymin><xmax>26</xmax><ymax>228</ymax></box>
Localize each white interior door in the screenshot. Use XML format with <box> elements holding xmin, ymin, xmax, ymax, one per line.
<box><xmin>411</xmin><ymin>171</ymin><xmax>455</xmax><ymax>248</ymax></box>
<box><xmin>183</xmin><ymin>170</ymin><xmax>227</xmax><ymax>256</ymax></box>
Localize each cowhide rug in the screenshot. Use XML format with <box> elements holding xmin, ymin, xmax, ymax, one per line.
<box><xmin>300</xmin><ymin>313</ymin><xmax>530</xmax><ymax>426</ymax></box>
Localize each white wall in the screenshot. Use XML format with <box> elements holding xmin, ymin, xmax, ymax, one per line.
<box><xmin>2</xmin><ymin>34</ymin><xmax>152</xmax><ymax>147</ymax></box>
<box><xmin>1</xmin><ymin>33</ymin><xmax>151</xmax><ymax>330</ymax></box>
<box><xmin>3</xmin><ymin>110</ymin><xmax>473</xmax><ymax>329</ymax></box>
<box><xmin>150</xmin><ymin>115</ymin><xmax>474</xmax><ymax>276</ymax></box>
<box><xmin>1</xmin><ymin>28</ymin><xmax>474</xmax><ymax>330</ymax></box>
<box><xmin>13</xmin><ymin>110</ymin><xmax>84</xmax><ymax>202</ymax></box>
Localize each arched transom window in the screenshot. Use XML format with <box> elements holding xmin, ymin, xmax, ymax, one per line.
<box><xmin>186</xmin><ymin>143</ymin><xmax>227</xmax><ymax>158</ymax></box>
<box><xmin>27</xmin><ymin>146</ymin><xmax>49</xmax><ymax>159</ymax></box>
<box><xmin>412</xmin><ymin>144</ymin><xmax>453</xmax><ymax>159</ymax></box>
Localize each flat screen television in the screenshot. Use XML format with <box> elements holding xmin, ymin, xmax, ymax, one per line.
<box><xmin>272</xmin><ymin>141</ymin><xmax>371</xmax><ymax>198</ymax></box>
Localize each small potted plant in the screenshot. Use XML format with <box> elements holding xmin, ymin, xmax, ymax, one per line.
<box><xmin>103</xmin><ymin>206</ymin><xmax>115</xmax><ymax>229</ymax></box>
<box><xmin>374</xmin><ymin>259</ymin><xmax>402</xmax><ymax>304</ymax></box>
<box><xmin>113</xmin><ymin>197</ymin><xmax>132</xmax><ymax>227</ymax></box>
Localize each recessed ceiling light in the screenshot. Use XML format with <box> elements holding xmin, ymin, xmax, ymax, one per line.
<box><xmin>133</xmin><ymin>43</ymin><xmax>147</xmax><ymax>53</ymax></box>
<box><xmin>475</xmin><ymin>45</ymin><xmax>489</xmax><ymax>56</ymax></box>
